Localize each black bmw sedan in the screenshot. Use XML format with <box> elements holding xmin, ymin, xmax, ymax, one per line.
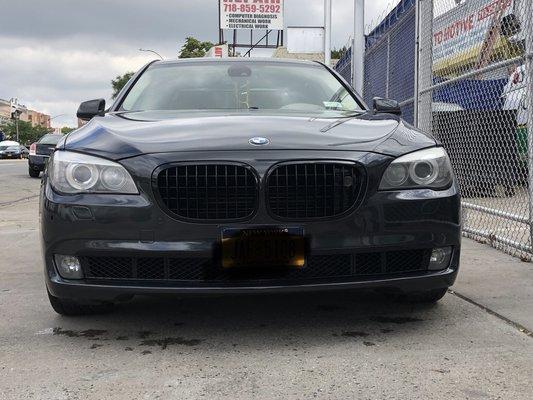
<box><xmin>41</xmin><ymin>59</ymin><xmax>460</xmax><ymax>315</ymax></box>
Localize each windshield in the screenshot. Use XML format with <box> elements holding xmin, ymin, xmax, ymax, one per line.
<box><xmin>6</xmin><ymin>146</ymin><xmax>19</xmax><ymax>151</ymax></box>
<box><xmin>0</xmin><ymin>146</ymin><xmax>9</xmax><ymax>151</ymax></box>
<box><xmin>120</xmin><ymin>62</ymin><xmax>363</xmax><ymax>114</ymax></box>
<box><xmin>38</xmin><ymin>135</ymin><xmax>62</xmax><ymax>145</ymax></box>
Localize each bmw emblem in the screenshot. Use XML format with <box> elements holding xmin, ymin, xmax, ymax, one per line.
<box><xmin>249</xmin><ymin>137</ymin><xmax>270</xmax><ymax>146</ymax></box>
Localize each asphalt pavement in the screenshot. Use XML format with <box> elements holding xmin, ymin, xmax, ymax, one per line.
<box><xmin>0</xmin><ymin>159</ymin><xmax>531</xmax><ymax>400</ymax></box>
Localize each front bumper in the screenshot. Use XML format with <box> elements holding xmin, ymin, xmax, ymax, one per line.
<box><xmin>47</xmin><ymin>267</ymin><xmax>458</xmax><ymax>301</ymax></box>
<box><xmin>41</xmin><ymin>150</ymin><xmax>461</xmax><ymax>301</ymax></box>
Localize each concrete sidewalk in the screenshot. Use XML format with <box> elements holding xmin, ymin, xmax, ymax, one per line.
<box><xmin>453</xmin><ymin>239</ymin><xmax>533</xmax><ymax>335</ymax></box>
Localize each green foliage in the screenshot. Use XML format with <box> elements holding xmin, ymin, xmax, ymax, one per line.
<box><xmin>111</xmin><ymin>72</ymin><xmax>134</xmax><ymax>99</ymax></box>
<box><xmin>0</xmin><ymin>120</ymin><xmax>52</xmax><ymax>145</ymax></box>
<box><xmin>331</xmin><ymin>47</ymin><xmax>348</xmax><ymax>60</ymax></box>
<box><xmin>179</xmin><ymin>37</ymin><xmax>214</xmax><ymax>59</ymax></box>
<box><xmin>61</xmin><ymin>127</ymin><xmax>76</xmax><ymax>134</ymax></box>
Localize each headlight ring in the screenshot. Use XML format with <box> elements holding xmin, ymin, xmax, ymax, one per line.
<box><xmin>409</xmin><ymin>159</ymin><xmax>439</xmax><ymax>185</ymax></box>
<box><xmin>65</xmin><ymin>163</ymin><xmax>99</xmax><ymax>190</ymax></box>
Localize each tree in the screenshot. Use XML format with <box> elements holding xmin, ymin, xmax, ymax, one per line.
<box><xmin>61</xmin><ymin>127</ymin><xmax>76</xmax><ymax>134</ymax></box>
<box><xmin>331</xmin><ymin>47</ymin><xmax>348</xmax><ymax>60</ymax></box>
<box><xmin>0</xmin><ymin>120</ymin><xmax>52</xmax><ymax>145</ymax></box>
<box><xmin>111</xmin><ymin>72</ymin><xmax>134</xmax><ymax>99</ymax></box>
<box><xmin>179</xmin><ymin>37</ymin><xmax>214</xmax><ymax>59</ymax></box>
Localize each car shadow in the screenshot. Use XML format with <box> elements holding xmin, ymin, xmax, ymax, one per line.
<box><xmin>49</xmin><ymin>291</ymin><xmax>446</xmax><ymax>353</ymax></box>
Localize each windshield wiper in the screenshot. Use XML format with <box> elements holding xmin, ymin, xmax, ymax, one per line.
<box><xmin>320</xmin><ymin>111</ymin><xmax>367</xmax><ymax>133</ymax></box>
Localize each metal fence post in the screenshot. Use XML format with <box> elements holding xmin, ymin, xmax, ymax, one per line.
<box><xmin>526</xmin><ymin>0</ymin><xmax>533</xmax><ymax>255</ymax></box>
<box><xmin>352</xmin><ymin>0</ymin><xmax>365</xmax><ymax>94</ymax></box>
<box><xmin>386</xmin><ymin>35</ymin><xmax>391</xmax><ymax>99</ymax></box>
<box><xmin>417</xmin><ymin>0</ymin><xmax>433</xmax><ymax>134</ymax></box>
<box><xmin>324</xmin><ymin>0</ymin><xmax>332</xmax><ymax>67</ymax></box>
<box><xmin>351</xmin><ymin>38</ymin><xmax>356</xmax><ymax>87</ymax></box>
<box><xmin>413</xmin><ymin>0</ymin><xmax>420</xmax><ymax>127</ymax></box>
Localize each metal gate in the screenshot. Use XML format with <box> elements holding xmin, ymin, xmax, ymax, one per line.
<box><xmin>335</xmin><ymin>0</ymin><xmax>533</xmax><ymax>260</ymax></box>
<box><xmin>416</xmin><ymin>0</ymin><xmax>533</xmax><ymax>260</ymax></box>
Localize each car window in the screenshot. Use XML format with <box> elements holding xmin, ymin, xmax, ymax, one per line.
<box><xmin>38</xmin><ymin>135</ymin><xmax>62</xmax><ymax>145</ymax></box>
<box><xmin>121</xmin><ymin>62</ymin><xmax>362</xmax><ymax>113</ymax></box>
<box><xmin>0</xmin><ymin>146</ymin><xmax>9</xmax><ymax>151</ymax></box>
<box><xmin>6</xmin><ymin>146</ymin><xmax>19</xmax><ymax>151</ymax></box>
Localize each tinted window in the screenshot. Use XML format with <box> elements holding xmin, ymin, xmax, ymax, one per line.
<box><xmin>121</xmin><ymin>62</ymin><xmax>361</xmax><ymax>113</ymax></box>
<box><xmin>38</xmin><ymin>135</ymin><xmax>62</xmax><ymax>145</ymax></box>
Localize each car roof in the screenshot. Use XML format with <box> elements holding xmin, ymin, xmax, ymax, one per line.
<box><xmin>0</xmin><ymin>140</ymin><xmax>20</xmax><ymax>146</ymax></box>
<box><xmin>151</xmin><ymin>58</ymin><xmax>323</xmax><ymax>67</ymax></box>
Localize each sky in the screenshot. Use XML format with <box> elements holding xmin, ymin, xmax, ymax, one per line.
<box><xmin>0</xmin><ymin>0</ymin><xmax>397</xmax><ymax>128</ymax></box>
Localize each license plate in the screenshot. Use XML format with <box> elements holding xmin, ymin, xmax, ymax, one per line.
<box><xmin>222</xmin><ymin>227</ymin><xmax>305</xmax><ymax>269</ymax></box>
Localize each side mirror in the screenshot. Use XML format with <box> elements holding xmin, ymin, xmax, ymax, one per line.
<box><xmin>373</xmin><ymin>97</ymin><xmax>401</xmax><ymax>116</ymax></box>
<box><xmin>77</xmin><ymin>99</ymin><xmax>106</xmax><ymax>121</ymax></box>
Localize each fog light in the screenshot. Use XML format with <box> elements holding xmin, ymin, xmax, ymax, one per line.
<box><xmin>54</xmin><ymin>255</ymin><xmax>83</xmax><ymax>279</ymax></box>
<box><xmin>428</xmin><ymin>247</ymin><xmax>453</xmax><ymax>271</ymax></box>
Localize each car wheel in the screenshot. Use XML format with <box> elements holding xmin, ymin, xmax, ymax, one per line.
<box><xmin>28</xmin><ymin>168</ymin><xmax>40</xmax><ymax>178</ymax></box>
<box><xmin>402</xmin><ymin>288</ymin><xmax>448</xmax><ymax>304</ymax></box>
<box><xmin>47</xmin><ymin>290</ymin><xmax>114</xmax><ymax>316</ymax></box>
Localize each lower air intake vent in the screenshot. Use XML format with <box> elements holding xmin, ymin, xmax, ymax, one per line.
<box><xmin>81</xmin><ymin>249</ymin><xmax>431</xmax><ymax>283</ymax></box>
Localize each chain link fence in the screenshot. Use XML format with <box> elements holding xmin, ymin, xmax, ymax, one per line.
<box><xmin>335</xmin><ymin>0</ymin><xmax>533</xmax><ymax>260</ymax></box>
<box><xmin>365</xmin><ymin>0</ymin><xmax>417</xmax><ymax>123</ymax></box>
<box><xmin>418</xmin><ymin>0</ymin><xmax>533</xmax><ymax>260</ymax></box>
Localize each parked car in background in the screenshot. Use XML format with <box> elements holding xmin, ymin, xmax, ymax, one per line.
<box><xmin>28</xmin><ymin>134</ymin><xmax>63</xmax><ymax>178</ymax></box>
<box><xmin>0</xmin><ymin>140</ymin><xmax>21</xmax><ymax>159</ymax></box>
<box><xmin>1</xmin><ymin>145</ymin><xmax>29</xmax><ymax>159</ymax></box>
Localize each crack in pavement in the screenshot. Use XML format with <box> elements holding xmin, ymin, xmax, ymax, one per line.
<box><xmin>449</xmin><ymin>289</ymin><xmax>532</xmax><ymax>338</ymax></box>
<box><xmin>0</xmin><ymin>194</ymin><xmax>40</xmax><ymax>209</ymax></box>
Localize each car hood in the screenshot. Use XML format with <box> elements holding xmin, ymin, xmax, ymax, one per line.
<box><xmin>64</xmin><ymin>111</ymin><xmax>436</xmax><ymax>160</ymax></box>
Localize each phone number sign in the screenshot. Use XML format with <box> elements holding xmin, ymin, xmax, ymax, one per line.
<box><xmin>220</xmin><ymin>0</ymin><xmax>284</xmax><ymax>30</ymax></box>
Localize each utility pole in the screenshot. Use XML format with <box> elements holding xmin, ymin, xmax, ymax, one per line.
<box><xmin>352</xmin><ymin>0</ymin><xmax>365</xmax><ymax>93</ymax></box>
<box><xmin>324</xmin><ymin>0</ymin><xmax>332</xmax><ymax>67</ymax></box>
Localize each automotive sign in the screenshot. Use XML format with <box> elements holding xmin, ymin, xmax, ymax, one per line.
<box><xmin>433</xmin><ymin>0</ymin><xmax>514</xmax><ymax>65</ymax></box>
<box><xmin>219</xmin><ymin>0</ymin><xmax>284</xmax><ymax>30</ymax></box>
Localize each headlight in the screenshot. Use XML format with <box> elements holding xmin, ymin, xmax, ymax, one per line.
<box><xmin>379</xmin><ymin>147</ymin><xmax>453</xmax><ymax>190</ymax></box>
<box><xmin>49</xmin><ymin>151</ymin><xmax>138</xmax><ymax>194</ymax></box>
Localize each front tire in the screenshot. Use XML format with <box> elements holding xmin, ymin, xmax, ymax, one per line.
<box><xmin>28</xmin><ymin>167</ymin><xmax>40</xmax><ymax>178</ymax></box>
<box><xmin>403</xmin><ymin>288</ymin><xmax>448</xmax><ymax>304</ymax></box>
<box><xmin>47</xmin><ymin>290</ymin><xmax>114</xmax><ymax>316</ymax></box>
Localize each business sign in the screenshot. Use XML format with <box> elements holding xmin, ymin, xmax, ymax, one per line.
<box><xmin>433</xmin><ymin>0</ymin><xmax>514</xmax><ymax>64</ymax></box>
<box><xmin>219</xmin><ymin>0</ymin><xmax>284</xmax><ymax>30</ymax></box>
<box><xmin>287</xmin><ymin>27</ymin><xmax>324</xmax><ymax>54</ymax></box>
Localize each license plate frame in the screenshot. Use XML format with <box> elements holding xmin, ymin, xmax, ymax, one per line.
<box><xmin>221</xmin><ymin>227</ymin><xmax>305</xmax><ymax>269</ymax></box>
